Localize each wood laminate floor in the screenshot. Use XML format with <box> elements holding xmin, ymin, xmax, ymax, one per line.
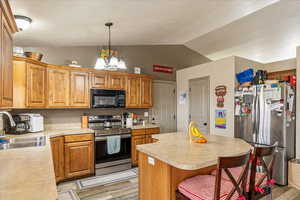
<box><xmin>58</xmin><ymin>178</ymin><xmax>300</xmax><ymax>200</ymax></box>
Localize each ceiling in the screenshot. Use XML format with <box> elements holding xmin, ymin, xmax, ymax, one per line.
<box><xmin>10</xmin><ymin>0</ymin><xmax>276</xmax><ymax>47</ymax></box>
<box><xmin>185</xmin><ymin>0</ymin><xmax>300</xmax><ymax>63</ymax></box>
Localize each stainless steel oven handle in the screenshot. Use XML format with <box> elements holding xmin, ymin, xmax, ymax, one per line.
<box><xmin>95</xmin><ymin>134</ymin><xmax>131</xmax><ymax>142</ymax></box>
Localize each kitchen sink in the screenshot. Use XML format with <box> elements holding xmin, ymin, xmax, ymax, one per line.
<box><xmin>0</xmin><ymin>135</ymin><xmax>46</xmax><ymax>150</ymax></box>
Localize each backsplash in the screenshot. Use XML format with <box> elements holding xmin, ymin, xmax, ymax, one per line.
<box><xmin>11</xmin><ymin>108</ymin><xmax>151</xmax><ymax>130</ymax></box>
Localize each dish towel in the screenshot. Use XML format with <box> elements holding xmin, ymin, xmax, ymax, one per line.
<box><xmin>107</xmin><ymin>135</ymin><xmax>121</xmax><ymax>155</ymax></box>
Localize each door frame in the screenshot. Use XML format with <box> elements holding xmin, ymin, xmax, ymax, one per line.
<box><xmin>188</xmin><ymin>76</ymin><xmax>210</xmax><ymax>134</ymax></box>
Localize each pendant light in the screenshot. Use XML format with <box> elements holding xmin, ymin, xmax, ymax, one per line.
<box><xmin>95</xmin><ymin>22</ymin><xmax>127</xmax><ymax>70</ymax></box>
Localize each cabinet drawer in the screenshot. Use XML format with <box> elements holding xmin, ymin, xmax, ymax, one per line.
<box><xmin>132</xmin><ymin>129</ymin><xmax>146</xmax><ymax>136</ymax></box>
<box><xmin>146</xmin><ymin>127</ymin><xmax>160</xmax><ymax>135</ymax></box>
<box><xmin>64</xmin><ymin>134</ymin><xmax>93</xmax><ymax>143</ymax></box>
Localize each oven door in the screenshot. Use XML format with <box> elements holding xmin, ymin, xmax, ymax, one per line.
<box><xmin>94</xmin><ymin>134</ymin><xmax>131</xmax><ymax>164</ymax></box>
<box><xmin>91</xmin><ymin>89</ymin><xmax>125</xmax><ymax>108</ymax></box>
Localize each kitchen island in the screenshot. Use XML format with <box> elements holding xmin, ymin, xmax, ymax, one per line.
<box><xmin>137</xmin><ymin>132</ymin><xmax>251</xmax><ymax>200</ymax></box>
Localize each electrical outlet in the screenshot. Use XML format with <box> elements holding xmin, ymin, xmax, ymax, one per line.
<box><xmin>148</xmin><ymin>156</ymin><xmax>155</xmax><ymax>165</ymax></box>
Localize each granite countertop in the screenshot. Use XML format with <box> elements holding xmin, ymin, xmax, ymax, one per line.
<box><xmin>0</xmin><ymin>135</ymin><xmax>57</xmax><ymax>200</ymax></box>
<box><xmin>7</xmin><ymin>128</ymin><xmax>95</xmax><ymax>138</ymax></box>
<box><xmin>0</xmin><ymin>128</ymin><xmax>94</xmax><ymax>200</ymax></box>
<box><xmin>131</xmin><ymin>123</ymin><xmax>160</xmax><ymax>130</ymax></box>
<box><xmin>137</xmin><ymin>132</ymin><xmax>251</xmax><ymax>170</ymax></box>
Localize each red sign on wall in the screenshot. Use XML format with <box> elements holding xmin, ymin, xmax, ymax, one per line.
<box><xmin>153</xmin><ymin>65</ymin><xmax>173</xmax><ymax>74</ymax></box>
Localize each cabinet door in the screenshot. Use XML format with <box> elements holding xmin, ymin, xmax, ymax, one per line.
<box><xmin>131</xmin><ymin>135</ymin><xmax>146</xmax><ymax>166</ymax></box>
<box><xmin>50</xmin><ymin>137</ymin><xmax>65</xmax><ymax>183</ymax></box>
<box><xmin>47</xmin><ymin>68</ymin><xmax>69</xmax><ymax>108</ymax></box>
<box><xmin>0</xmin><ymin>15</ymin><xmax>13</xmax><ymax>107</ymax></box>
<box><xmin>108</xmin><ymin>73</ymin><xmax>126</xmax><ymax>90</ymax></box>
<box><xmin>126</xmin><ymin>76</ymin><xmax>141</xmax><ymax>108</ymax></box>
<box><xmin>140</xmin><ymin>77</ymin><xmax>152</xmax><ymax>108</ymax></box>
<box><xmin>26</xmin><ymin>63</ymin><xmax>46</xmax><ymax>107</ymax></box>
<box><xmin>90</xmin><ymin>71</ymin><xmax>107</xmax><ymax>89</ymax></box>
<box><xmin>70</xmin><ymin>71</ymin><xmax>89</xmax><ymax>107</ymax></box>
<box><xmin>64</xmin><ymin>141</ymin><xmax>94</xmax><ymax>178</ymax></box>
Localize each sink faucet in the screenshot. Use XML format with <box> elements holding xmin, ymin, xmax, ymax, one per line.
<box><xmin>0</xmin><ymin>111</ymin><xmax>16</xmax><ymax>137</ymax></box>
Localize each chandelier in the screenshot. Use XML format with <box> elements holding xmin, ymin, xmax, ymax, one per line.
<box><xmin>95</xmin><ymin>22</ymin><xmax>126</xmax><ymax>70</ymax></box>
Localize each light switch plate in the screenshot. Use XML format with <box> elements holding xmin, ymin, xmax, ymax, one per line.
<box><xmin>148</xmin><ymin>156</ymin><xmax>155</xmax><ymax>165</ymax></box>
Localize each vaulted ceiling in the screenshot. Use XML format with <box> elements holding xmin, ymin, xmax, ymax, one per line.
<box><xmin>11</xmin><ymin>0</ymin><xmax>300</xmax><ymax>63</ymax></box>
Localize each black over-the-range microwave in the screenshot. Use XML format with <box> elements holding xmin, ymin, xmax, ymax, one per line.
<box><xmin>91</xmin><ymin>89</ymin><xmax>126</xmax><ymax>108</ymax></box>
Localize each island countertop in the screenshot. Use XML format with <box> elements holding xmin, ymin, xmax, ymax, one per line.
<box><xmin>137</xmin><ymin>132</ymin><xmax>251</xmax><ymax>170</ymax></box>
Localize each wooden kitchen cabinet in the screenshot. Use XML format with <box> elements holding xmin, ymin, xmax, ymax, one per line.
<box><xmin>126</xmin><ymin>75</ymin><xmax>141</xmax><ymax>108</ymax></box>
<box><xmin>70</xmin><ymin>71</ymin><xmax>89</xmax><ymax>107</ymax></box>
<box><xmin>50</xmin><ymin>133</ymin><xmax>94</xmax><ymax>183</ymax></box>
<box><xmin>47</xmin><ymin>67</ymin><xmax>70</xmax><ymax>108</ymax></box>
<box><xmin>132</xmin><ymin>135</ymin><xmax>146</xmax><ymax>166</ymax></box>
<box><xmin>90</xmin><ymin>71</ymin><xmax>108</xmax><ymax>89</ymax></box>
<box><xmin>0</xmin><ymin>1</ymin><xmax>17</xmax><ymax>108</ymax></box>
<box><xmin>140</xmin><ymin>77</ymin><xmax>152</xmax><ymax>108</ymax></box>
<box><xmin>131</xmin><ymin>127</ymin><xmax>160</xmax><ymax>166</ymax></box>
<box><xmin>26</xmin><ymin>63</ymin><xmax>47</xmax><ymax>107</ymax></box>
<box><xmin>50</xmin><ymin>136</ymin><xmax>65</xmax><ymax>183</ymax></box>
<box><xmin>108</xmin><ymin>72</ymin><xmax>126</xmax><ymax>90</ymax></box>
<box><xmin>64</xmin><ymin>140</ymin><xmax>94</xmax><ymax>179</ymax></box>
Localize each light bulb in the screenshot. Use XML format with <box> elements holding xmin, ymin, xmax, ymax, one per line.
<box><xmin>108</xmin><ymin>56</ymin><xmax>119</xmax><ymax>67</ymax></box>
<box><xmin>95</xmin><ymin>58</ymin><xmax>106</xmax><ymax>69</ymax></box>
<box><xmin>118</xmin><ymin>59</ymin><xmax>127</xmax><ymax>69</ymax></box>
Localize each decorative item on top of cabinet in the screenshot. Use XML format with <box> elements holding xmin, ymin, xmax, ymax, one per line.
<box><xmin>64</xmin><ymin>134</ymin><xmax>94</xmax><ymax>179</ymax></box>
<box><xmin>0</xmin><ymin>0</ymin><xmax>18</xmax><ymax>108</ymax></box>
<box><xmin>70</xmin><ymin>71</ymin><xmax>90</xmax><ymax>108</ymax></box>
<box><xmin>90</xmin><ymin>70</ymin><xmax>108</xmax><ymax>89</ymax></box>
<box><xmin>47</xmin><ymin>67</ymin><xmax>70</xmax><ymax>108</ymax></box>
<box><xmin>50</xmin><ymin>136</ymin><xmax>65</xmax><ymax>183</ymax></box>
<box><xmin>126</xmin><ymin>75</ymin><xmax>141</xmax><ymax>108</ymax></box>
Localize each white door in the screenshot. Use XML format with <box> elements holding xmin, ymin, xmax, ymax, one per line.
<box><xmin>189</xmin><ymin>77</ymin><xmax>210</xmax><ymax>134</ymax></box>
<box><xmin>151</xmin><ymin>81</ymin><xmax>177</xmax><ymax>133</ymax></box>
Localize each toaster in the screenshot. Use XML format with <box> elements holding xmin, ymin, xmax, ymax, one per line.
<box><xmin>18</xmin><ymin>113</ymin><xmax>44</xmax><ymax>132</ymax></box>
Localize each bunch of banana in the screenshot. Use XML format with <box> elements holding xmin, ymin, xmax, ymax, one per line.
<box><xmin>191</xmin><ymin>126</ymin><xmax>207</xmax><ymax>143</ymax></box>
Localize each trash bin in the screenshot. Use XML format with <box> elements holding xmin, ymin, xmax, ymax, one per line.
<box><xmin>288</xmin><ymin>159</ymin><xmax>300</xmax><ymax>190</ymax></box>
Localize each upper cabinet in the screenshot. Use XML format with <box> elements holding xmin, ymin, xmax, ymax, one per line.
<box><xmin>126</xmin><ymin>75</ymin><xmax>153</xmax><ymax>108</ymax></box>
<box><xmin>47</xmin><ymin>67</ymin><xmax>70</xmax><ymax>108</ymax></box>
<box><xmin>0</xmin><ymin>0</ymin><xmax>18</xmax><ymax>108</ymax></box>
<box><xmin>108</xmin><ymin>72</ymin><xmax>126</xmax><ymax>90</ymax></box>
<box><xmin>26</xmin><ymin>63</ymin><xmax>47</xmax><ymax>107</ymax></box>
<box><xmin>126</xmin><ymin>75</ymin><xmax>141</xmax><ymax>108</ymax></box>
<box><xmin>90</xmin><ymin>71</ymin><xmax>107</xmax><ymax>89</ymax></box>
<box><xmin>140</xmin><ymin>77</ymin><xmax>152</xmax><ymax>108</ymax></box>
<box><xmin>13</xmin><ymin>57</ymin><xmax>152</xmax><ymax>109</ymax></box>
<box><xmin>70</xmin><ymin>71</ymin><xmax>89</xmax><ymax>108</ymax></box>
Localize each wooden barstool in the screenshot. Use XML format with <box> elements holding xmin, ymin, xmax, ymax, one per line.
<box><xmin>248</xmin><ymin>144</ymin><xmax>277</xmax><ymax>200</ymax></box>
<box><xmin>176</xmin><ymin>150</ymin><xmax>251</xmax><ymax>200</ymax></box>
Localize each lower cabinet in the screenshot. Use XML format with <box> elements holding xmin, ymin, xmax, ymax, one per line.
<box><xmin>64</xmin><ymin>141</ymin><xmax>94</xmax><ymax>179</ymax></box>
<box><xmin>50</xmin><ymin>133</ymin><xmax>94</xmax><ymax>183</ymax></box>
<box><xmin>50</xmin><ymin>136</ymin><xmax>65</xmax><ymax>183</ymax></box>
<box><xmin>131</xmin><ymin>127</ymin><xmax>160</xmax><ymax>166</ymax></box>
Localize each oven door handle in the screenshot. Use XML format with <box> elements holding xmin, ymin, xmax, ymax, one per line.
<box><xmin>95</xmin><ymin>134</ymin><xmax>131</xmax><ymax>142</ymax></box>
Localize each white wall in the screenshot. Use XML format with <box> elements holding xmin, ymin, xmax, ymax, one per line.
<box><xmin>176</xmin><ymin>56</ymin><xmax>236</xmax><ymax>137</ymax></box>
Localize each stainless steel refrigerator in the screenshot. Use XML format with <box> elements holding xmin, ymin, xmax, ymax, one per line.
<box><xmin>234</xmin><ymin>83</ymin><xmax>296</xmax><ymax>185</ymax></box>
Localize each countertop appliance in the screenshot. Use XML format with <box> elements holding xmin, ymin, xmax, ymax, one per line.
<box><xmin>235</xmin><ymin>83</ymin><xmax>296</xmax><ymax>185</ymax></box>
<box><xmin>88</xmin><ymin>115</ymin><xmax>132</xmax><ymax>175</ymax></box>
<box><xmin>90</xmin><ymin>89</ymin><xmax>125</xmax><ymax>108</ymax></box>
<box><xmin>7</xmin><ymin>115</ymin><xmax>30</xmax><ymax>134</ymax></box>
<box><xmin>18</xmin><ymin>113</ymin><xmax>44</xmax><ymax>133</ymax></box>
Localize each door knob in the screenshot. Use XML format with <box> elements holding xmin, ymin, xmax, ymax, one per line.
<box><xmin>203</xmin><ymin>123</ymin><xmax>207</xmax><ymax>126</ymax></box>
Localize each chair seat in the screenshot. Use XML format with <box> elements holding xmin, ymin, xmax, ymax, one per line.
<box><xmin>210</xmin><ymin>168</ymin><xmax>267</xmax><ymax>187</ymax></box>
<box><xmin>178</xmin><ymin>175</ymin><xmax>239</xmax><ymax>200</ymax></box>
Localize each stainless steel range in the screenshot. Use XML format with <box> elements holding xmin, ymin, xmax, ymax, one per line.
<box><xmin>88</xmin><ymin>115</ymin><xmax>132</xmax><ymax>175</ymax></box>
